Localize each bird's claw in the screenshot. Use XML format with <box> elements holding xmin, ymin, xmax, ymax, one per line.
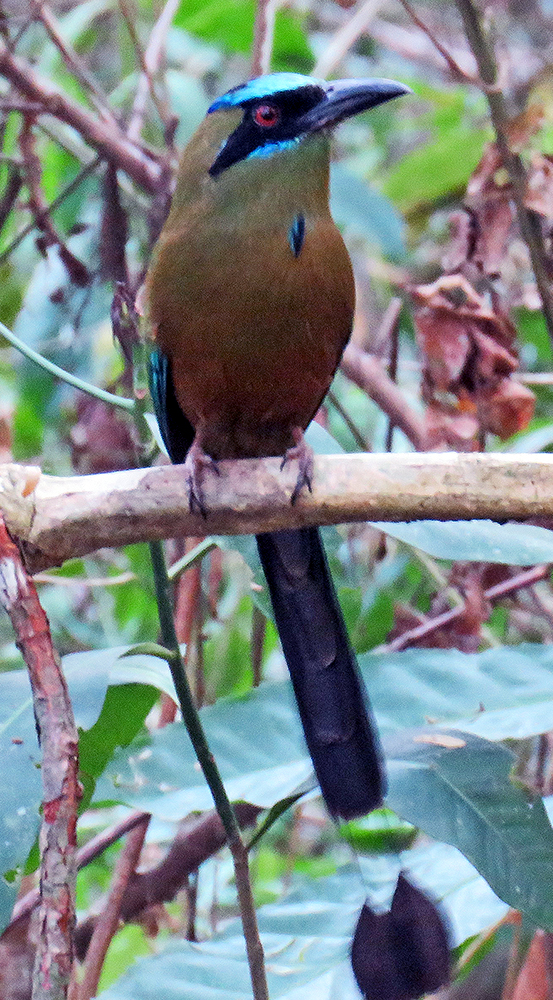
<box><xmin>281</xmin><ymin>428</ymin><xmax>314</xmax><ymax>505</ymax></box>
<box><xmin>183</xmin><ymin>440</ymin><xmax>219</xmax><ymax>518</ymax></box>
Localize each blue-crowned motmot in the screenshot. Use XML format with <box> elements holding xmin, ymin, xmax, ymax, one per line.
<box><xmin>145</xmin><ymin>72</ymin><xmax>410</xmax><ymax>820</ymax></box>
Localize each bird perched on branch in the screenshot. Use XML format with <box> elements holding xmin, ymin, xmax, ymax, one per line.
<box><xmin>145</xmin><ymin>71</ymin><xmax>410</xmax><ymax>820</ymax></box>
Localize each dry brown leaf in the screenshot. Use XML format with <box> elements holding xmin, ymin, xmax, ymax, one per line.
<box><xmin>525</xmin><ymin>153</ymin><xmax>553</xmax><ymax>217</ymax></box>
<box><xmin>70</xmin><ymin>397</ymin><xmax>136</xmax><ymax>475</ymax></box>
<box><xmin>416</xmin><ymin>309</ymin><xmax>471</xmax><ymax>390</ymax></box>
<box><xmin>512</xmin><ymin>930</ymin><xmax>549</xmax><ymax>1000</ymax></box>
<box><xmin>477</xmin><ymin>378</ymin><xmax>536</xmax><ymax>439</ymax></box>
<box><xmin>411</xmin><ymin>275</ymin><xmax>534</xmax><ymax>444</ymax></box>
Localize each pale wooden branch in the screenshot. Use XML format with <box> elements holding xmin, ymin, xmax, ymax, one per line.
<box><xmin>2</xmin><ymin>453</ymin><xmax>553</xmax><ymax>573</ymax></box>
<box><xmin>251</xmin><ymin>0</ymin><xmax>278</xmax><ymax>77</ymax></box>
<box><xmin>313</xmin><ymin>0</ymin><xmax>386</xmax><ymax>79</ymax></box>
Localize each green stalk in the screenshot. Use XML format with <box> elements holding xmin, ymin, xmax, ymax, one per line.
<box><xmin>131</xmin><ymin>344</ymin><xmax>269</xmax><ymax>1000</ymax></box>
<box><xmin>0</xmin><ymin>319</ymin><xmax>133</xmax><ymax>411</ymax></box>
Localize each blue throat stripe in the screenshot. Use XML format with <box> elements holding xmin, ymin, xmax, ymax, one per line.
<box><xmin>247</xmin><ymin>137</ymin><xmax>299</xmax><ymax>160</ymax></box>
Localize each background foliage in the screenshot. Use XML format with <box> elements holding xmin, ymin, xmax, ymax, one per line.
<box><xmin>3</xmin><ymin>0</ymin><xmax>553</xmax><ymax>997</ymax></box>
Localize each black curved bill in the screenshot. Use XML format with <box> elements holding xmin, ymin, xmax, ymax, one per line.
<box><xmin>299</xmin><ymin>77</ymin><xmax>412</xmax><ymax>133</ymax></box>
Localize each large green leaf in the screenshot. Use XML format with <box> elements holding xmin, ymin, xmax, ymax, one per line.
<box><xmin>95</xmin><ymin>645</ymin><xmax>553</xmax><ymax>928</ymax></box>
<box><xmin>96</xmin><ymin>642</ymin><xmax>553</xmax><ymax>820</ymax></box>
<box><xmin>330</xmin><ymin>164</ymin><xmax>405</xmax><ymax>261</ymax></box>
<box><xmin>100</xmin><ymin>843</ymin><xmax>508</xmax><ymax>1000</ymax></box>
<box><xmin>387</xmin><ymin>729</ymin><xmax>553</xmax><ymax>929</ymax></box>
<box><xmin>0</xmin><ymin>647</ymin><xmax>173</xmax><ymax>931</ymax></box>
<box><xmin>0</xmin><ymin>670</ymin><xmax>44</xmax><ymax>926</ymax></box>
<box><xmin>174</xmin><ymin>0</ymin><xmax>312</xmax><ymax>70</ymax></box>
<box><xmin>360</xmin><ymin>643</ymin><xmax>553</xmax><ymax>739</ymax></box>
<box><xmin>93</xmin><ymin>680</ymin><xmax>314</xmax><ymax>816</ymax></box>
<box><xmin>383</xmin><ymin>125</ymin><xmax>489</xmax><ymax>212</ymax></box>
<box><xmin>374</xmin><ymin>519</ymin><xmax>553</xmax><ymax>565</ymax></box>
<box><xmin>98</xmin><ymin>868</ymin><xmax>364</xmax><ymax>999</ymax></box>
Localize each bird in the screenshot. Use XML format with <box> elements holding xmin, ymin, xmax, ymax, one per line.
<box><xmin>144</xmin><ymin>71</ymin><xmax>410</xmax><ymax>820</ymax></box>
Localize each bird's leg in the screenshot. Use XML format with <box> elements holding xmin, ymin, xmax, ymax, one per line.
<box><xmin>184</xmin><ymin>436</ymin><xmax>220</xmax><ymax>517</ymax></box>
<box><xmin>280</xmin><ymin>427</ymin><xmax>314</xmax><ymax>505</ymax></box>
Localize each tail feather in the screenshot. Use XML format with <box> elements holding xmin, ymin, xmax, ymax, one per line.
<box><xmin>256</xmin><ymin>526</ymin><xmax>385</xmax><ymax>819</ymax></box>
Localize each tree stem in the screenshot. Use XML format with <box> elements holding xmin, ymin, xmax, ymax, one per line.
<box><xmin>455</xmin><ymin>0</ymin><xmax>553</xmax><ymax>345</ymax></box>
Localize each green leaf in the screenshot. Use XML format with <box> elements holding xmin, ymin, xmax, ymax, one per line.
<box><xmin>12</xmin><ymin>397</ymin><xmax>44</xmax><ymax>460</ymax></box>
<box><xmin>93</xmin><ymin>644</ymin><xmax>553</xmax><ymax>926</ymax></box>
<box><xmin>0</xmin><ymin>670</ymin><xmax>44</xmax><ymax>927</ymax></box>
<box><xmin>93</xmin><ymin>680</ymin><xmax>315</xmax><ymax>817</ymax></box>
<box><xmin>387</xmin><ymin>729</ymin><xmax>553</xmax><ymax>929</ymax></box>
<box><xmin>95</xmin><ymin>641</ymin><xmax>553</xmax><ymax>818</ymax></box>
<box><xmin>374</xmin><ymin>519</ymin><xmax>553</xmax><ymax>565</ymax></box>
<box><xmin>514</xmin><ymin>306</ymin><xmax>553</xmax><ymax>366</ymax></box>
<box><xmin>174</xmin><ymin>0</ymin><xmax>312</xmax><ymax>69</ymax></box>
<box><xmin>340</xmin><ymin>809</ymin><xmax>416</xmax><ymax>855</ymax></box>
<box><xmin>330</xmin><ymin>164</ymin><xmax>405</xmax><ymax>260</ymax></box>
<box><xmin>383</xmin><ymin>125</ymin><xmax>490</xmax><ymax>212</ymax></box>
<box><xmin>99</xmin><ymin>845</ymin><xmax>509</xmax><ymax>999</ymax></box>
<box><xmin>362</xmin><ymin>643</ymin><xmax>553</xmax><ymax>741</ymax></box>
<box><xmin>0</xmin><ymin>646</ymin><xmax>175</xmax><ymax>930</ymax></box>
<box><xmin>402</xmin><ymin>841</ymin><xmax>509</xmax><ymax>944</ymax></box>
<box><xmin>95</xmin><ymin>644</ymin><xmax>553</xmax><ymax>929</ymax></box>
<box><xmin>98</xmin><ymin>924</ymin><xmax>151</xmax><ymax>993</ymax></box>
<box><xmin>165</xmin><ymin>69</ymin><xmax>210</xmax><ymax>146</ymax></box>
<box><xmin>504</xmin><ymin>420</ymin><xmax>553</xmax><ymax>454</ymax></box>
<box><xmin>78</xmin><ymin>682</ymin><xmax>158</xmax><ymax>813</ymax></box>
<box><xmin>96</xmin><ymin>867</ymin><xmax>366</xmax><ymax>999</ymax></box>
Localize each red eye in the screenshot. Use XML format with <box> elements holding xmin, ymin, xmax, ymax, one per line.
<box><xmin>253</xmin><ymin>104</ymin><xmax>280</xmax><ymax>128</ymax></box>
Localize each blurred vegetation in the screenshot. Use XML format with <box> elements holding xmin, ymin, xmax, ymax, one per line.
<box><xmin>3</xmin><ymin>0</ymin><xmax>553</xmax><ymax>997</ymax></box>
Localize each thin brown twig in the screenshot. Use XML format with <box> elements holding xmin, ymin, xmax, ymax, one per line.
<box><xmin>341</xmin><ymin>342</ymin><xmax>427</xmax><ymax>450</ymax></box>
<box><xmin>251</xmin><ymin>604</ymin><xmax>266</xmax><ymax>687</ymax></box>
<box><xmin>327</xmin><ymin>388</ymin><xmax>370</xmax><ymax>451</ymax></box>
<box><xmin>397</xmin><ymin>0</ymin><xmax>474</xmax><ymax>82</ymax></box>
<box><xmin>371</xmin><ymin>295</ymin><xmax>403</xmax><ymax>357</ymax></box>
<box><xmin>0</xmin><ymin>39</ymin><xmax>161</xmax><ymax>192</ymax></box>
<box><xmin>370</xmin><ymin>17</ymin><xmax>476</xmax><ymax>81</ymax></box>
<box><xmin>455</xmin><ymin>0</ymin><xmax>553</xmax><ymax>346</ymax></box>
<box><xmin>0</xmin><ymin>163</ymin><xmax>22</xmax><ymax>237</ymax></box>
<box><xmin>73</xmin><ymin>803</ymin><xmax>262</xmax><ymax>957</ymax></box>
<box><xmin>77</xmin><ymin>816</ymin><xmax>150</xmax><ymax>1000</ymax></box>
<box><xmin>126</xmin><ymin>0</ymin><xmax>180</xmax><ymax>143</ymax></box>
<box><xmin>0</xmin><ymin>515</ymin><xmax>79</xmax><ymax>1000</ymax></box>
<box><xmin>313</xmin><ymin>0</ymin><xmax>385</xmax><ymax>79</ymax></box>
<box><xmin>119</xmin><ymin>0</ymin><xmax>171</xmax><ymax>137</ymax></box>
<box><xmin>0</xmin><ymin>97</ymin><xmax>45</xmax><ymax>112</ymax></box>
<box><xmin>384</xmin><ymin>299</ymin><xmax>402</xmax><ymax>452</ymax></box>
<box><xmin>19</xmin><ymin>115</ymin><xmax>90</xmax><ymax>286</ymax></box>
<box><xmin>9</xmin><ymin>811</ymin><xmax>150</xmax><ymax>930</ymax></box>
<box><xmin>379</xmin><ymin>564</ymin><xmax>551</xmax><ymax>653</ymax></box>
<box><xmin>31</xmin><ymin>0</ymin><xmax>118</xmax><ymax>126</ymax></box>
<box><xmin>0</xmin><ymin>155</ymin><xmax>100</xmax><ymax>269</ymax></box>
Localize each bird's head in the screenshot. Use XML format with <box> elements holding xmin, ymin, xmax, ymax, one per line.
<box><xmin>205</xmin><ymin>72</ymin><xmax>411</xmax><ymax>178</ymax></box>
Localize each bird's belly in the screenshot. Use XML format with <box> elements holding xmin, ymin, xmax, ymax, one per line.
<box><xmin>148</xmin><ymin>218</ymin><xmax>354</xmax><ymax>459</ymax></box>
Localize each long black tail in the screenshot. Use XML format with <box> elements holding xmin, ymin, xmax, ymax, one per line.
<box><xmin>256</xmin><ymin>526</ymin><xmax>385</xmax><ymax>820</ymax></box>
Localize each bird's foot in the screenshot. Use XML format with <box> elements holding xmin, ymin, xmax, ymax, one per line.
<box><xmin>183</xmin><ymin>439</ymin><xmax>219</xmax><ymax>517</ymax></box>
<box><xmin>280</xmin><ymin>428</ymin><xmax>314</xmax><ymax>505</ymax></box>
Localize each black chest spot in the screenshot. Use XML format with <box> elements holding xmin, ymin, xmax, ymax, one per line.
<box><xmin>288</xmin><ymin>213</ymin><xmax>305</xmax><ymax>257</ymax></box>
